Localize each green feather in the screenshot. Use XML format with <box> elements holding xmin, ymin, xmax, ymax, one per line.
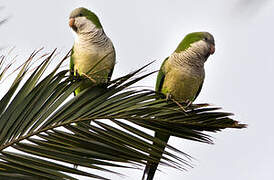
<box><xmin>155</xmin><ymin>57</ymin><xmax>168</xmax><ymax>92</ymax></box>
<box><xmin>82</xmin><ymin>9</ymin><xmax>102</xmax><ymax>28</ymax></box>
<box><xmin>70</xmin><ymin>7</ymin><xmax>102</xmax><ymax>28</ymax></box>
<box><xmin>69</xmin><ymin>47</ymin><xmax>78</xmax><ymax>96</ymax></box>
<box><xmin>69</xmin><ymin>47</ymin><xmax>75</xmax><ymax>76</ymax></box>
<box><xmin>175</xmin><ymin>32</ymin><xmax>205</xmax><ymax>53</ymax></box>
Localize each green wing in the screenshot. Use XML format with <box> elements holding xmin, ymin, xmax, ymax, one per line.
<box><xmin>155</xmin><ymin>57</ymin><xmax>168</xmax><ymax>92</ymax></box>
<box><xmin>70</xmin><ymin>47</ymin><xmax>77</xmax><ymax>96</ymax></box>
<box><xmin>70</xmin><ymin>57</ymin><xmax>75</xmax><ymax>76</ymax></box>
<box><xmin>70</xmin><ymin>47</ymin><xmax>75</xmax><ymax>77</ymax></box>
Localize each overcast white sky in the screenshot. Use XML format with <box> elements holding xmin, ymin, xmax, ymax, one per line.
<box><xmin>1</xmin><ymin>0</ymin><xmax>274</xmax><ymax>180</ymax></box>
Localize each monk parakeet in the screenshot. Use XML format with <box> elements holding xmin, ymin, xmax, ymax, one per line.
<box><xmin>142</xmin><ymin>32</ymin><xmax>215</xmax><ymax>180</ymax></box>
<box><xmin>69</xmin><ymin>7</ymin><xmax>116</xmax><ymax>95</ymax></box>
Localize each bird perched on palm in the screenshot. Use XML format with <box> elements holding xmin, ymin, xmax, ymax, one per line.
<box><xmin>142</xmin><ymin>32</ymin><xmax>215</xmax><ymax>180</ymax></box>
<box><xmin>69</xmin><ymin>7</ymin><xmax>116</xmax><ymax>95</ymax></box>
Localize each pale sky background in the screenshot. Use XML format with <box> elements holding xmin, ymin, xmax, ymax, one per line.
<box><xmin>1</xmin><ymin>0</ymin><xmax>274</xmax><ymax>180</ymax></box>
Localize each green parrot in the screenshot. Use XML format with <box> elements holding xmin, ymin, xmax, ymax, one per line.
<box><xmin>69</xmin><ymin>7</ymin><xmax>116</xmax><ymax>95</ymax></box>
<box><xmin>142</xmin><ymin>32</ymin><xmax>215</xmax><ymax>180</ymax></box>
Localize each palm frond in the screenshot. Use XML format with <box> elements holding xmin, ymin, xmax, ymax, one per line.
<box><xmin>0</xmin><ymin>50</ymin><xmax>246</xmax><ymax>179</ymax></box>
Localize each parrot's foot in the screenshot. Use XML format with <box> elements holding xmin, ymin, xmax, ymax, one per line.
<box><xmin>171</xmin><ymin>100</ymin><xmax>188</xmax><ymax>115</ymax></box>
<box><xmin>166</xmin><ymin>93</ymin><xmax>172</xmax><ymax>101</ymax></box>
<box><xmin>165</xmin><ymin>94</ymin><xmax>187</xmax><ymax>114</ymax></box>
<box><xmin>185</xmin><ymin>100</ymin><xmax>192</xmax><ymax>108</ymax></box>
<box><xmin>185</xmin><ymin>100</ymin><xmax>196</xmax><ymax>111</ymax></box>
<box><xmin>172</xmin><ymin>99</ymin><xmax>187</xmax><ymax>113</ymax></box>
<box><xmin>82</xmin><ymin>73</ymin><xmax>97</xmax><ymax>83</ymax></box>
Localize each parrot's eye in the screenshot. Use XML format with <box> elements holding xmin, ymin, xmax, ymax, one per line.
<box><xmin>79</xmin><ymin>13</ymin><xmax>83</xmax><ymax>17</ymax></box>
<box><xmin>204</xmin><ymin>37</ymin><xmax>208</xmax><ymax>41</ymax></box>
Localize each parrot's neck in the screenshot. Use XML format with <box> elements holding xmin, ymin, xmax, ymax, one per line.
<box><xmin>74</xmin><ymin>28</ymin><xmax>110</xmax><ymax>50</ymax></box>
<box><xmin>170</xmin><ymin>40</ymin><xmax>209</xmax><ymax>68</ymax></box>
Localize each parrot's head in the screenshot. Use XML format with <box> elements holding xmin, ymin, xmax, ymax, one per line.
<box><xmin>69</xmin><ymin>7</ymin><xmax>102</xmax><ymax>34</ymax></box>
<box><xmin>175</xmin><ymin>32</ymin><xmax>215</xmax><ymax>60</ymax></box>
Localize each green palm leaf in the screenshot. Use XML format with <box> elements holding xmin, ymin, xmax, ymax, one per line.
<box><xmin>0</xmin><ymin>50</ymin><xmax>246</xmax><ymax>179</ymax></box>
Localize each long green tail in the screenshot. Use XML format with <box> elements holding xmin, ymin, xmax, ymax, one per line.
<box><xmin>142</xmin><ymin>132</ymin><xmax>170</xmax><ymax>180</ymax></box>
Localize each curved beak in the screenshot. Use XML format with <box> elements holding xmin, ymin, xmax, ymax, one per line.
<box><xmin>69</xmin><ymin>18</ymin><xmax>75</xmax><ymax>27</ymax></box>
<box><xmin>210</xmin><ymin>44</ymin><xmax>215</xmax><ymax>54</ymax></box>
